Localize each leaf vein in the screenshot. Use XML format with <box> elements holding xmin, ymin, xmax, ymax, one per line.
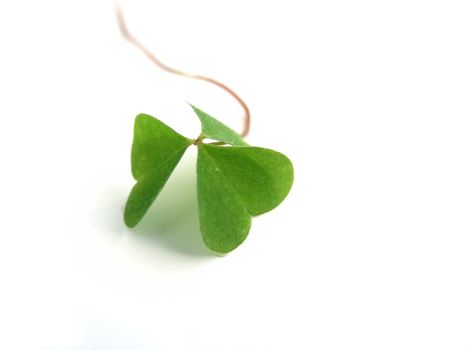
<box><xmin>201</xmin><ymin>146</ymin><xmax>248</xmax><ymax>211</ymax></box>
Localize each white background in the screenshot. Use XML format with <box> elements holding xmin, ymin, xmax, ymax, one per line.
<box><xmin>1</xmin><ymin>0</ymin><xmax>466</xmax><ymax>349</ymax></box>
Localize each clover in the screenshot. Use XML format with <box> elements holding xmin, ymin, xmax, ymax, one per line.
<box><xmin>124</xmin><ymin>105</ymin><xmax>294</xmax><ymax>254</ymax></box>
<box><xmin>116</xmin><ymin>6</ymin><xmax>294</xmax><ymax>253</ymax></box>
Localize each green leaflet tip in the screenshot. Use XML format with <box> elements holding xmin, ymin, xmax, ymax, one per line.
<box><xmin>189</xmin><ymin>104</ymin><xmax>249</xmax><ymax>147</ymax></box>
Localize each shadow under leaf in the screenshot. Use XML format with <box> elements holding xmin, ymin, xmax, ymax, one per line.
<box><xmin>130</xmin><ymin>157</ymin><xmax>213</xmax><ymax>257</ymax></box>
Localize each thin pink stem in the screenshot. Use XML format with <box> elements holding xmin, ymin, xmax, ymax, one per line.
<box><xmin>116</xmin><ymin>5</ymin><xmax>251</xmax><ymax>137</ymax></box>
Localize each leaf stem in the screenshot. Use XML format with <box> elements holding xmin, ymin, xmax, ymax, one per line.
<box><xmin>116</xmin><ymin>4</ymin><xmax>251</xmax><ymax>138</ymax></box>
<box><xmin>193</xmin><ymin>135</ymin><xmax>205</xmax><ymax>146</ymax></box>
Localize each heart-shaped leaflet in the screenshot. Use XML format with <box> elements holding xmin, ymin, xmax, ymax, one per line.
<box><xmin>124</xmin><ymin>114</ymin><xmax>192</xmax><ymax>228</ymax></box>
<box><xmin>197</xmin><ymin>144</ymin><xmax>293</xmax><ymax>253</ymax></box>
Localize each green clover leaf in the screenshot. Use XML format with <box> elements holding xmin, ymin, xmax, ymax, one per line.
<box><xmin>190</xmin><ymin>104</ymin><xmax>248</xmax><ymax>146</ymax></box>
<box><xmin>124</xmin><ymin>106</ymin><xmax>294</xmax><ymax>254</ymax></box>
<box><xmin>124</xmin><ymin>114</ymin><xmax>192</xmax><ymax>227</ymax></box>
